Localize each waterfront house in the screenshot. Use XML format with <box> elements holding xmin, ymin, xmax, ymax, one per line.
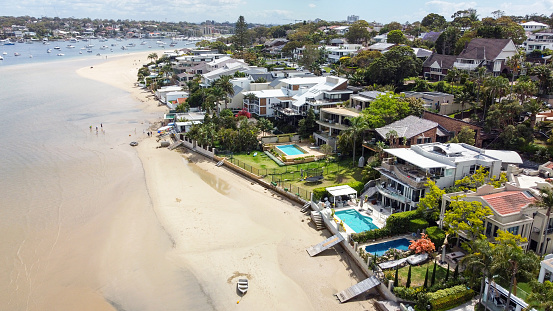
<box><xmin>441</xmin><ymin>184</ymin><xmax>537</xmax><ymax>248</ymax></box>
<box><xmin>314</xmin><ymin>107</ymin><xmax>361</xmax><ymax>151</ymax></box>
<box><xmin>373</xmin><ymin>115</ymin><xmax>450</xmax><ymax>148</ymax></box>
<box><xmin>374</xmin><ymin>142</ymin><xmax>522</xmax><ymax>213</ymax></box>
<box><xmin>402</xmin><ymin>91</ymin><xmax>456</xmax><ymax>114</ymax></box>
<box><xmin>422</xmin><ymin>53</ymin><xmax>458</xmax><ymax>81</ymax></box>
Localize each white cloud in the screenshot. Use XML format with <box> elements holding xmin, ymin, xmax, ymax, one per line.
<box><xmin>309</xmin><ymin>3</ymin><xmax>316</xmax><ymax>8</ymax></box>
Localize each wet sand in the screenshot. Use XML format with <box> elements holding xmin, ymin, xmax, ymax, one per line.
<box><xmin>77</xmin><ymin>51</ymin><xmax>376</xmax><ymax>310</ymax></box>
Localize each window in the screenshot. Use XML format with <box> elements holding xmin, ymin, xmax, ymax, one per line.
<box><xmin>507</xmin><ymin>226</ymin><xmax>519</xmax><ymax>235</ymax></box>
<box><xmin>469</xmin><ymin>165</ymin><xmax>477</xmax><ymax>175</ymax></box>
<box><xmin>486</xmin><ymin>222</ymin><xmax>493</xmax><ymax>236</ymax></box>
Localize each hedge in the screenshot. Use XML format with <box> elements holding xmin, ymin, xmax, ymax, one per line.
<box><xmin>427</xmin><ymin>285</ymin><xmax>469</xmax><ymax>300</ymax></box>
<box><xmin>313</xmin><ymin>180</ymin><xmax>365</xmax><ymax>201</ymax></box>
<box><xmin>409</xmin><ymin>218</ymin><xmax>429</xmax><ymax>232</ymax></box>
<box><xmin>393</xmin><ymin>286</ymin><xmax>423</xmax><ymax>301</ymax></box>
<box><xmin>430</xmin><ymin>289</ymin><xmax>474</xmax><ymax>311</ymax></box>
<box><xmin>426</xmin><ymin>226</ymin><xmax>446</xmax><ymax>249</ymax></box>
<box><xmin>386</xmin><ymin>210</ymin><xmax>421</xmax><ymax>234</ymax></box>
<box><xmin>351</xmin><ymin>226</ymin><xmax>391</xmax><ymax>243</ymax></box>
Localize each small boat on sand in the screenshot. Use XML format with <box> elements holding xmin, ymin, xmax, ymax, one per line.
<box><xmin>237</xmin><ymin>279</ymin><xmax>248</xmax><ymax>294</ymax></box>
<box><xmin>130</xmin><ymin>141</ymin><xmax>138</xmax><ymax>147</ymax></box>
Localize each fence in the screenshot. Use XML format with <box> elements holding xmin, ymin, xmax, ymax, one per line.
<box><xmin>224</xmin><ymin>156</ymin><xmax>316</xmax><ymax>201</ymax></box>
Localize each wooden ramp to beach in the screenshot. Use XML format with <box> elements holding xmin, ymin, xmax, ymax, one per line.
<box><xmin>168</xmin><ymin>140</ymin><xmax>183</xmax><ymax>150</ymax></box>
<box><xmin>335</xmin><ymin>276</ymin><xmax>380</xmax><ymax>303</ymax></box>
<box><xmin>306</xmin><ymin>234</ymin><xmax>344</xmax><ymax>257</ymax></box>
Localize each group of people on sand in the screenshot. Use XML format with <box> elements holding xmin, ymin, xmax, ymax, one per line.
<box><xmin>89</xmin><ymin>123</ymin><xmax>105</xmax><ymax>134</ymax></box>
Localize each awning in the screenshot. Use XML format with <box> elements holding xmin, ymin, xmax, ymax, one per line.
<box><xmin>326</xmin><ymin>185</ymin><xmax>357</xmax><ymax>198</ymax></box>
<box><xmin>483</xmin><ymin>150</ymin><xmax>523</xmax><ymax>164</ymax></box>
<box><xmin>384</xmin><ymin>148</ymin><xmax>455</xmax><ymax>169</ymax></box>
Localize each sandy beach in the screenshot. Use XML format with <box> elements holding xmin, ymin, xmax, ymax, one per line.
<box><xmin>77</xmin><ymin>51</ymin><xmax>376</xmax><ymax>310</ymax></box>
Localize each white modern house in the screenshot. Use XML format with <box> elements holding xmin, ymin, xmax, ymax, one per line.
<box><xmin>374</xmin><ymin>142</ymin><xmax>523</xmax><ymax>213</ymax></box>
<box><xmin>522</xmin><ymin>30</ymin><xmax>553</xmax><ymax>53</ymax></box>
<box><xmin>242</xmin><ymin>76</ymin><xmax>351</xmax><ymax>118</ymax></box>
<box><xmin>538</xmin><ymin>254</ymin><xmax>553</xmax><ymax>283</ymax></box>
<box><xmin>521</xmin><ymin>21</ymin><xmax>549</xmax><ymax>32</ymax></box>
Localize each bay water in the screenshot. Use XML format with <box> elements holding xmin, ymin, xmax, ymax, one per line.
<box><xmin>0</xmin><ymin>40</ymin><xmax>212</xmax><ymax>310</ymax></box>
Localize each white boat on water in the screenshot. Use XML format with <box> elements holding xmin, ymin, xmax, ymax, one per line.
<box><xmin>237</xmin><ymin>279</ymin><xmax>248</xmax><ymax>295</ymax></box>
<box><xmin>0</xmin><ymin>56</ymin><xmax>3</xmax><ymax>60</ymax></box>
<box><xmin>67</xmin><ymin>45</ymin><xmax>75</xmax><ymax>48</ymax></box>
<box><xmin>47</xmin><ymin>49</ymin><xmax>52</xmax><ymax>53</ymax></box>
<box><xmin>140</xmin><ymin>41</ymin><xmax>146</xmax><ymax>45</ymax></box>
<box><xmin>57</xmin><ymin>53</ymin><xmax>64</xmax><ymax>56</ymax></box>
<box><xmin>3</xmin><ymin>51</ymin><xmax>7</xmax><ymax>55</ymax></box>
<box><xmin>54</xmin><ymin>46</ymin><xmax>61</xmax><ymax>50</ymax></box>
<box><xmin>14</xmin><ymin>52</ymin><xmax>20</xmax><ymax>56</ymax></box>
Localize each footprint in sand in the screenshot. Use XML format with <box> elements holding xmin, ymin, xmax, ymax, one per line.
<box><xmin>176</xmin><ymin>198</ymin><xmax>181</xmax><ymax>203</ymax></box>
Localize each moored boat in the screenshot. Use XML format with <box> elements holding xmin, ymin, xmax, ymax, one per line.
<box><xmin>237</xmin><ymin>279</ymin><xmax>248</xmax><ymax>295</ymax></box>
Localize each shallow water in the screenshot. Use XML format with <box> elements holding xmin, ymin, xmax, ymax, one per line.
<box><xmin>0</xmin><ymin>56</ymin><xmax>212</xmax><ymax>310</ymax></box>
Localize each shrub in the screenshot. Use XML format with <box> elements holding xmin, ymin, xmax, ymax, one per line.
<box><xmin>426</xmin><ymin>226</ymin><xmax>446</xmax><ymax>249</ymax></box>
<box><xmin>312</xmin><ymin>180</ymin><xmax>365</xmax><ymax>201</ymax></box>
<box><xmin>427</xmin><ymin>285</ymin><xmax>469</xmax><ymax>301</ymax></box>
<box><xmin>430</xmin><ymin>289</ymin><xmax>474</xmax><ymax>311</ymax></box>
<box><xmin>386</xmin><ymin>210</ymin><xmax>421</xmax><ymax>234</ymax></box>
<box><xmin>393</xmin><ymin>286</ymin><xmax>423</xmax><ymax>301</ymax></box>
<box><xmin>409</xmin><ymin>218</ymin><xmax>429</xmax><ymax>232</ymax></box>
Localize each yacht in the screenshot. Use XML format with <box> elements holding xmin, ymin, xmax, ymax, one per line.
<box><xmin>67</xmin><ymin>45</ymin><xmax>76</xmax><ymax>48</ymax></box>
<box><xmin>14</xmin><ymin>52</ymin><xmax>20</xmax><ymax>56</ymax></box>
<box><xmin>47</xmin><ymin>49</ymin><xmax>52</xmax><ymax>53</ymax></box>
<box><xmin>0</xmin><ymin>55</ymin><xmax>3</xmax><ymax>60</ymax></box>
<box><xmin>57</xmin><ymin>53</ymin><xmax>64</xmax><ymax>56</ymax></box>
<box><xmin>54</xmin><ymin>46</ymin><xmax>61</xmax><ymax>50</ymax></box>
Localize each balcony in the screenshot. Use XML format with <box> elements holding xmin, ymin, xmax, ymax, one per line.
<box><xmin>376</xmin><ymin>183</ymin><xmax>408</xmax><ymax>204</ymax></box>
<box><xmin>453</xmin><ymin>62</ymin><xmax>480</xmax><ymax>71</ymax></box>
<box><xmin>380</xmin><ymin>160</ymin><xmax>428</xmax><ymax>189</ymax></box>
<box><xmin>316</xmin><ymin>119</ymin><xmax>349</xmax><ymax>131</ymax></box>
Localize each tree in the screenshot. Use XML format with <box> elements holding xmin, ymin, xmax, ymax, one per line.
<box><xmin>147</xmin><ymin>52</ymin><xmax>158</xmax><ymax>63</ymax></box>
<box><xmin>454</xmin><ymin>166</ymin><xmax>507</xmax><ymax>191</ymax></box>
<box><xmin>523</xmin><ymin>98</ymin><xmax>544</xmax><ymax>130</ymax></box>
<box><xmin>530</xmin><ymin>64</ymin><xmax>553</xmax><ymax>96</ymax></box>
<box><xmin>406</xmin><ymin>265</ymin><xmax>412</xmax><ymax>288</ymax></box>
<box><xmin>513</xmin><ymin>80</ymin><xmax>538</xmax><ymax>104</ymax></box>
<box><xmin>491</xmin><ymin>230</ymin><xmax>540</xmax><ymax>311</ymax></box>
<box><xmin>443</xmin><ymin>195</ymin><xmax>493</xmax><ymax>247</ymax></box>
<box><xmin>345</xmin><ymin>20</ymin><xmax>371</xmax><ymax>44</ymax></box>
<box><xmin>212</xmin><ymin>75</ymin><xmax>235</xmax><ymax>111</ymax></box>
<box><xmin>340</xmin><ymin>115</ymin><xmax>369</xmax><ymax>166</ymax></box>
<box><xmin>460</xmin><ymin>238</ymin><xmax>494</xmax><ymax>306</ymax></box>
<box><xmin>387</xmin><ymin>30</ymin><xmax>405</xmax><ymax>44</ymax></box>
<box><xmin>449</xmin><ymin>126</ymin><xmax>476</xmax><ymax>145</ymax></box>
<box><xmin>367</xmin><ymin>46</ymin><xmax>422</xmax><ymax>86</ymax></box>
<box><xmin>298</xmin><ymin>45</ymin><xmax>324</xmax><ymax>74</ymax></box>
<box><xmin>257</xmin><ymin>118</ymin><xmax>273</xmax><ymax>136</ymax></box>
<box><xmin>409</xmin><ymin>233</ymin><xmax>436</xmax><ymax>254</ymax></box>
<box><xmin>233</xmin><ymin>16</ymin><xmax>249</xmax><ymax>50</ymax></box>
<box><xmin>421</xmin><ymin>13</ymin><xmax>447</xmax><ymax>31</ymax></box>
<box><xmin>423</xmin><ymin>266</ymin><xmax>429</xmax><ymax>288</ymax></box>
<box><xmin>298</xmin><ymin>107</ymin><xmax>318</xmax><ymax>138</ymax></box>
<box><xmin>431</xmin><ymin>260</ymin><xmax>437</xmax><ymax>287</ymax></box>
<box><xmin>417</xmin><ymin>179</ymin><xmax>445</xmax><ymax>222</ymax></box>
<box><xmin>527</xmin><ymin>280</ymin><xmax>553</xmax><ymax>311</ymax></box>
<box><xmin>435</xmin><ymin>27</ymin><xmax>461</xmax><ymax>55</ymax></box>
<box><xmin>361</xmin><ymin>92</ymin><xmax>411</xmax><ymax>128</ymax></box>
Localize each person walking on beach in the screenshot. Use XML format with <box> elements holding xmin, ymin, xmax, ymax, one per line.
<box><xmin>101</xmin><ymin>123</ymin><xmax>103</xmax><ymax>128</ymax></box>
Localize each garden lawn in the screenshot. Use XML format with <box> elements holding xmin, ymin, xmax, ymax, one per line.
<box><xmin>397</xmin><ymin>261</ymin><xmax>449</xmax><ymax>288</ymax></box>
<box><xmin>228</xmin><ymin>152</ymin><xmax>363</xmax><ymax>191</ymax></box>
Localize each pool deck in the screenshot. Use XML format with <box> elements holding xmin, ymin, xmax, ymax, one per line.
<box><xmin>271</xmin><ymin>142</ymin><xmax>326</xmax><ymax>160</ymax></box>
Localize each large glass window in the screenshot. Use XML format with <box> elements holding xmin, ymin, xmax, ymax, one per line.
<box><xmin>507</xmin><ymin>226</ymin><xmax>519</xmax><ymax>235</ymax></box>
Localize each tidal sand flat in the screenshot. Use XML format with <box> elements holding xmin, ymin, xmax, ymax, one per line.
<box><xmin>0</xmin><ymin>51</ymin><xmax>374</xmax><ymax>310</ymax></box>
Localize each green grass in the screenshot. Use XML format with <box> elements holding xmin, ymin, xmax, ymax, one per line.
<box><xmin>228</xmin><ymin>152</ymin><xmax>363</xmax><ymax>191</ymax></box>
<box><xmin>322</xmin><ymin>66</ymin><xmax>331</xmax><ymax>73</ymax></box>
<box><xmin>397</xmin><ymin>261</ymin><xmax>449</xmax><ymax>288</ymax></box>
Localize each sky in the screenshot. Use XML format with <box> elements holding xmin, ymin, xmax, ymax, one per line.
<box><xmin>2</xmin><ymin>0</ymin><xmax>553</xmax><ymax>25</ymax></box>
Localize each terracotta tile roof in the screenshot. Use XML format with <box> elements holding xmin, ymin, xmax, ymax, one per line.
<box><xmin>547</xmin><ymin>162</ymin><xmax>553</xmax><ymax>169</ymax></box>
<box><xmin>481</xmin><ymin>191</ymin><xmax>535</xmax><ymax>216</ymax></box>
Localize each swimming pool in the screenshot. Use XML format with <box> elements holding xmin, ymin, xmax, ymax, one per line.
<box><xmin>364</xmin><ymin>238</ymin><xmax>411</xmax><ymax>256</ymax></box>
<box><xmin>275</xmin><ymin>144</ymin><xmax>306</xmax><ymax>156</ymax></box>
<box><xmin>334</xmin><ymin>209</ymin><xmax>378</xmax><ymax>233</ymax></box>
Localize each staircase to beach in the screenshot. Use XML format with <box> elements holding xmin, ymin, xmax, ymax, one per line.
<box><xmin>310</xmin><ymin>211</ymin><xmax>324</xmax><ymax>230</ymax></box>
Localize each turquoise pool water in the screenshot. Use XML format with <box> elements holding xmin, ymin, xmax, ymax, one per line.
<box><xmin>275</xmin><ymin>144</ymin><xmax>305</xmax><ymax>156</ymax></box>
<box><xmin>364</xmin><ymin>238</ymin><xmax>411</xmax><ymax>256</ymax></box>
<box><xmin>334</xmin><ymin>209</ymin><xmax>378</xmax><ymax>233</ymax></box>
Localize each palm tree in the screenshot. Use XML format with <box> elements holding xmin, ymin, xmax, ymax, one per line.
<box><xmin>524</xmin><ymin>98</ymin><xmax>544</xmax><ymax>130</ymax></box>
<box><xmin>491</xmin><ymin>240</ymin><xmax>539</xmax><ymax>311</ymax></box>
<box><xmin>257</xmin><ymin>118</ymin><xmax>273</xmax><ymax>136</ymax></box>
<box><xmin>213</xmin><ymin>75</ymin><xmax>234</xmax><ymax>110</ymax></box>
<box><xmin>483</xmin><ymin>76</ymin><xmax>509</xmax><ymax>119</ymax></box>
<box><xmin>208</xmin><ymin>86</ymin><xmax>225</xmax><ymax>116</ymax></box>
<box><xmin>513</xmin><ymin>80</ymin><xmax>538</xmax><ymax>104</ymax></box>
<box><xmin>461</xmin><ymin>238</ymin><xmax>493</xmax><ymax>308</ymax></box>
<box><xmin>455</xmin><ymin>90</ymin><xmax>473</xmax><ymax>120</ymax></box>
<box><xmin>531</xmin><ymin>187</ymin><xmax>553</xmax><ymax>254</ymax></box>
<box><xmin>147</xmin><ymin>52</ymin><xmax>158</xmax><ymax>63</ymax></box>
<box><xmin>342</xmin><ymin>116</ymin><xmax>369</xmax><ymax>166</ymax></box>
<box><xmin>506</xmin><ymin>50</ymin><xmax>525</xmax><ymax>94</ymax></box>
